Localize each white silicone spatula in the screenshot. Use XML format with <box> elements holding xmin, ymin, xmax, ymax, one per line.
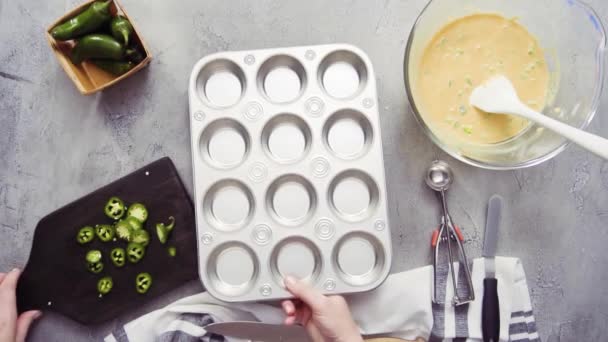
<box><xmin>470</xmin><ymin>75</ymin><xmax>608</xmax><ymax>160</ymax></box>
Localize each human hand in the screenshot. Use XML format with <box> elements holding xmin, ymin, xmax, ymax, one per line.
<box><xmin>281</xmin><ymin>276</ymin><xmax>363</xmax><ymax>342</ymax></box>
<box><xmin>0</xmin><ymin>269</ymin><xmax>41</xmax><ymax>342</ymax></box>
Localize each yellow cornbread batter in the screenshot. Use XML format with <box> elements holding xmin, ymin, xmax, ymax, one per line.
<box><xmin>416</xmin><ymin>14</ymin><xmax>549</xmax><ymax>144</ymax></box>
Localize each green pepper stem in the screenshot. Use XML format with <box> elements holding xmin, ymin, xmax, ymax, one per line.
<box><xmin>166</xmin><ymin>216</ymin><xmax>175</xmax><ymax>231</ymax></box>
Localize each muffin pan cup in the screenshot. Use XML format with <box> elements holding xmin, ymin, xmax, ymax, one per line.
<box><xmin>188</xmin><ymin>44</ymin><xmax>392</xmax><ymax>302</ymax></box>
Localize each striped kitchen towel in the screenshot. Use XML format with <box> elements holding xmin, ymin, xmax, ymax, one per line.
<box><xmin>105</xmin><ymin>257</ymin><xmax>538</xmax><ymax>342</ymax></box>
<box><xmin>425</xmin><ymin>257</ymin><xmax>539</xmax><ymax>342</ymax></box>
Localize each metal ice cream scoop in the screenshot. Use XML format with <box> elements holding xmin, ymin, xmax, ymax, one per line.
<box><xmin>426</xmin><ymin>160</ymin><xmax>474</xmax><ymax>306</ymax></box>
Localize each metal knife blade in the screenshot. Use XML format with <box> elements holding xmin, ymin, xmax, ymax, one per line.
<box><xmin>205</xmin><ymin>321</ymin><xmax>311</xmax><ymax>342</ymax></box>
<box><xmin>483</xmin><ymin>195</ymin><xmax>502</xmax><ymax>278</ymax></box>
<box><xmin>482</xmin><ymin>195</ymin><xmax>503</xmax><ymax>342</ymax></box>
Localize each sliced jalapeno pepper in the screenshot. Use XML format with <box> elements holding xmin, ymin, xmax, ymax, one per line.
<box><xmin>110</xmin><ymin>247</ymin><xmax>126</xmax><ymax>267</ymax></box>
<box><xmin>77</xmin><ymin>226</ymin><xmax>95</xmax><ymax>244</ymax></box>
<box><xmin>86</xmin><ymin>249</ymin><xmax>102</xmax><ymax>263</ymax></box>
<box><xmin>115</xmin><ymin>219</ymin><xmax>133</xmax><ymax>241</ymax></box>
<box><xmin>95</xmin><ymin>224</ymin><xmax>115</xmax><ymax>242</ymax></box>
<box><xmin>127</xmin><ymin>242</ymin><xmax>145</xmax><ymax>263</ymax></box>
<box><xmin>104</xmin><ymin>196</ymin><xmax>126</xmax><ymax>220</ymax></box>
<box><xmin>87</xmin><ymin>261</ymin><xmax>103</xmax><ymax>274</ymax></box>
<box><xmin>156</xmin><ymin>216</ymin><xmax>175</xmax><ymax>244</ymax></box>
<box><xmin>156</xmin><ymin>223</ymin><xmax>168</xmax><ymax>244</ymax></box>
<box><xmin>97</xmin><ymin>276</ymin><xmax>113</xmax><ymax>295</ymax></box>
<box><xmin>131</xmin><ymin>229</ymin><xmax>150</xmax><ymax>247</ymax></box>
<box><xmin>167</xmin><ymin>246</ymin><xmax>176</xmax><ymax>257</ymax></box>
<box><xmin>127</xmin><ymin>203</ymin><xmax>148</xmax><ymax>223</ymax></box>
<box><xmin>135</xmin><ymin>272</ymin><xmax>152</xmax><ymax>294</ymax></box>
<box><xmin>126</xmin><ymin>216</ymin><xmax>143</xmax><ymax>231</ymax></box>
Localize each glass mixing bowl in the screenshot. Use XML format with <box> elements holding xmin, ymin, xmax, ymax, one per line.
<box><xmin>404</xmin><ymin>0</ymin><xmax>606</xmax><ymax>170</ymax></box>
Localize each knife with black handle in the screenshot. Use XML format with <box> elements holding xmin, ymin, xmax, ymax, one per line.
<box><xmin>482</xmin><ymin>277</ymin><xmax>500</xmax><ymax>342</ymax></box>
<box><xmin>482</xmin><ymin>195</ymin><xmax>502</xmax><ymax>342</ymax></box>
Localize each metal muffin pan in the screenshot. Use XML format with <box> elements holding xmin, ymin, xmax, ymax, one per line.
<box><xmin>188</xmin><ymin>44</ymin><xmax>392</xmax><ymax>302</ymax></box>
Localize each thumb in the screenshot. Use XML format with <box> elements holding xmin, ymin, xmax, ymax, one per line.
<box><xmin>16</xmin><ymin>310</ymin><xmax>41</xmax><ymax>342</ymax></box>
<box><xmin>284</xmin><ymin>276</ymin><xmax>325</xmax><ymax>312</ymax></box>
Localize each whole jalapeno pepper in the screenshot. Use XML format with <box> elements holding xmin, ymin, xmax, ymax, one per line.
<box><xmin>92</xmin><ymin>60</ymin><xmax>134</xmax><ymax>76</ymax></box>
<box><xmin>97</xmin><ymin>276</ymin><xmax>113</xmax><ymax>295</ymax></box>
<box><xmin>127</xmin><ymin>242</ymin><xmax>145</xmax><ymax>263</ymax></box>
<box><xmin>77</xmin><ymin>226</ymin><xmax>95</xmax><ymax>244</ymax></box>
<box><xmin>104</xmin><ymin>196</ymin><xmax>126</xmax><ymax>220</ymax></box>
<box><xmin>110</xmin><ymin>16</ymin><xmax>133</xmax><ymax>46</ymax></box>
<box><xmin>135</xmin><ymin>272</ymin><xmax>152</xmax><ymax>294</ymax></box>
<box><xmin>51</xmin><ymin>1</ymin><xmax>112</xmax><ymax>41</ymax></box>
<box><xmin>95</xmin><ymin>224</ymin><xmax>115</xmax><ymax>242</ymax></box>
<box><xmin>110</xmin><ymin>247</ymin><xmax>126</xmax><ymax>267</ymax></box>
<box><xmin>70</xmin><ymin>34</ymin><xmax>125</xmax><ymax>64</ymax></box>
<box><xmin>125</xmin><ymin>47</ymin><xmax>145</xmax><ymax>64</ymax></box>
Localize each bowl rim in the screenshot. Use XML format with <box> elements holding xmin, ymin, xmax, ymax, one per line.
<box><xmin>403</xmin><ymin>0</ymin><xmax>607</xmax><ymax>170</ymax></box>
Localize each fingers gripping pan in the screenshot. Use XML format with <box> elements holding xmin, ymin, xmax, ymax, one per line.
<box><xmin>188</xmin><ymin>44</ymin><xmax>392</xmax><ymax>302</ymax></box>
<box><xmin>270</xmin><ymin>237</ymin><xmax>323</xmax><ymax>286</ymax></box>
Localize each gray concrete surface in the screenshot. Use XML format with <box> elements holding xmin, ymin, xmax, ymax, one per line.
<box><xmin>1</xmin><ymin>0</ymin><xmax>607</xmax><ymax>340</ymax></box>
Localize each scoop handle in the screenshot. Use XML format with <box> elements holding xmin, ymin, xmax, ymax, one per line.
<box><xmin>518</xmin><ymin>106</ymin><xmax>608</xmax><ymax>160</ymax></box>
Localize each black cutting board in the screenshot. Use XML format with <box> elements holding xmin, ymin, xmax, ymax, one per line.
<box><xmin>17</xmin><ymin>157</ymin><xmax>199</xmax><ymax>325</ymax></box>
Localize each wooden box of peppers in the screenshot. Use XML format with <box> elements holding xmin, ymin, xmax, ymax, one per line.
<box><xmin>46</xmin><ymin>0</ymin><xmax>151</xmax><ymax>95</ymax></box>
